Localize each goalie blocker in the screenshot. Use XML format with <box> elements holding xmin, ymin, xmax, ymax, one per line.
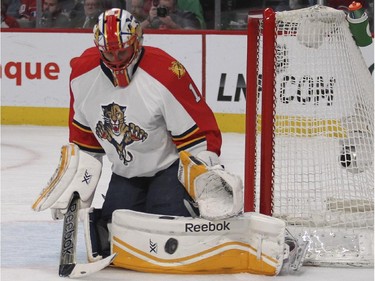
<box><xmin>178</xmin><ymin>150</ymin><xmax>244</xmax><ymax>220</ymax></box>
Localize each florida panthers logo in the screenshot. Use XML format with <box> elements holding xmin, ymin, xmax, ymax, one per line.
<box><xmin>169</xmin><ymin>61</ymin><xmax>186</xmax><ymax>79</ymax></box>
<box><xmin>96</xmin><ymin>102</ymin><xmax>148</xmax><ymax>165</ymax></box>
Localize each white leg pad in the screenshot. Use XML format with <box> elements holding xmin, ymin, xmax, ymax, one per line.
<box><xmin>110</xmin><ymin>210</ymin><xmax>286</xmax><ymax>275</ymax></box>
<box><xmin>81</xmin><ymin>208</ymin><xmax>104</xmax><ymax>263</ymax></box>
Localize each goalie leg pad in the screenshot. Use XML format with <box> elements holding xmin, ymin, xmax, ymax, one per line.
<box><xmin>82</xmin><ymin>208</ymin><xmax>111</xmax><ymax>262</ymax></box>
<box><xmin>110</xmin><ymin>210</ymin><xmax>286</xmax><ymax>276</ymax></box>
<box><xmin>32</xmin><ymin>143</ymin><xmax>102</xmax><ymax>215</ymax></box>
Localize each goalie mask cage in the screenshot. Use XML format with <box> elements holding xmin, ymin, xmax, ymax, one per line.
<box><xmin>245</xmin><ymin>6</ymin><xmax>374</xmax><ymax>266</ymax></box>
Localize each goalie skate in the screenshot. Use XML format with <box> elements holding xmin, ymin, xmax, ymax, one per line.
<box><xmin>282</xmin><ymin>232</ymin><xmax>309</xmax><ymax>273</ymax></box>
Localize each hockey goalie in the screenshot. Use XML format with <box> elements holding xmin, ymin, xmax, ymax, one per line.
<box><xmin>32</xmin><ymin>144</ymin><xmax>306</xmax><ymax>278</ymax></box>
<box><xmin>32</xmin><ymin>8</ymin><xmax>307</xmax><ymax>278</ymax></box>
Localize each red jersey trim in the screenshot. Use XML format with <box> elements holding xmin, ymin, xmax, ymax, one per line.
<box><xmin>72</xmin><ymin>140</ymin><xmax>105</xmax><ymax>153</ymax></box>
<box><xmin>140</xmin><ymin>46</ymin><xmax>222</xmax><ymax>155</ymax></box>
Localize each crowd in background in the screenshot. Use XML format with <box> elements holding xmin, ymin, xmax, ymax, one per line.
<box><xmin>1</xmin><ymin>0</ymin><xmax>374</xmax><ymax>31</ymax></box>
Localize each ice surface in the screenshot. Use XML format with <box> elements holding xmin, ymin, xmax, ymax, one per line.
<box><xmin>1</xmin><ymin>125</ymin><xmax>373</xmax><ymax>281</ymax></box>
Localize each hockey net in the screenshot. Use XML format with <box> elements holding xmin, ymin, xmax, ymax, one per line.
<box><xmin>245</xmin><ymin>5</ymin><xmax>374</xmax><ymax>266</ymax></box>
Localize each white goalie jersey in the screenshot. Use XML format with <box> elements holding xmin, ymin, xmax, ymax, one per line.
<box><xmin>68</xmin><ymin>46</ymin><xmax>222</xmax><ymax>178</ymax></box>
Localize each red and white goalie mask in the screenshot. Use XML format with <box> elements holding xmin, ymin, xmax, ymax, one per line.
<box><xmin>94</xmin><ymin>9</ymin><xmax>143</xmax><ymax>87</ymax></box>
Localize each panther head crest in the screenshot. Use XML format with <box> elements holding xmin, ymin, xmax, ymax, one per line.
<box><xmin>102</xmin><ymin>103</ymin><xmax>126</xmax><ymax>137</ymax></box>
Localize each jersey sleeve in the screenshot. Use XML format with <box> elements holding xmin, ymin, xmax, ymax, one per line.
<box><xmin>140</xmin><ymin>47</ymin><xmax>222</xmax><ymax>156</ymax></box>
<box><xmin>68</xmin><ymin>47</ymin><xmax>105</xmax><ymax>153</ymax></box>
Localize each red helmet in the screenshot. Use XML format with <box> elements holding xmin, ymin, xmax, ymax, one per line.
<box><xmin>94</xmin><ymin>9</ymin><xmax>143</xmax><ymax>87</ymax></box>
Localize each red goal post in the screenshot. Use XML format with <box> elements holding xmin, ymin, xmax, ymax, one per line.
<box><xmin>245</xmin><ymin>6</ymin><xmax>374</xmax><ymax>266</ymax></box>
<box><xmin>245</xmin><ymin>8</ymin><xmax>276</xmax><ymax>215</ymax></box>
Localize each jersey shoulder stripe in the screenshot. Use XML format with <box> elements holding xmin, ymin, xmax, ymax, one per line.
<box><xmin>72</xmin><ymin>119</ymin><xmax>93</xmax><ymax>133</ymax></box>
<box><xmin>69</xmin><ymin>119</ymin><xmax>104</xmax><ymax>153</ymax></box>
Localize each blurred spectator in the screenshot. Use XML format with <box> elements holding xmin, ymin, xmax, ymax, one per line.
<box><xmin>68</xmin><ymin>0</ymin><xmax>84</xmax><ymax>24</ymax></box>
<box><xmin>1</xmin><ymin>1</ymin><xmax>20</xmax><ymax>27</ymax></box>
<box><xmin>17</xmin><ymin>0</ymin><xmax>36</xmax><ymax>27</ymax></box>
<box><xmin>60</xmin><ymin>0</ymin><xmax>79</xmax><ymax>18</ymax></box>
<box><xmin>289</xmin><ymin>0</ymin><xmax>309</xmax><ymax>9</ymax></box>
<box><xmin>177</xmin><ymin>0</ymin><xmax>205</xmax><ymax>28</ymax></box>
<box><xmin>40</xmin><ymin>0</ymin><xmax>70</xmax><ymax>27</ymax></box>
<box><xmin>130</xmin><ymin>0</ymin><xmax>149</xmax><ymax>26</ymax></box>
<box><xmin>70</xmin><ymin>0</ymin><xmax>102</xmax><ymax>28</ymax></box>
<box><xmin>275</xmin><ymin>0</ymin><xmax>310</xmax><ymax>11</ymax></box>
<box><xmin>102</xmin><ymin>0</ymin><xmax>124</xmax><ymax>10</ymax></box>
<box><xmin>142</xmin><ymin>0</ymin><xmax>200</xmax><ymax>29</ymax></box>
<box><xmin>3</xmin><ymin>0</ymin><xmax>21</xmax><ymax>17</ymax></box>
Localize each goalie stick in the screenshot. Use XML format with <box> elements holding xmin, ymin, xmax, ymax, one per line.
<box><xmin>59</xmin><ymin>192</ymin><xmax>116</xmax><ymax>278</ymax></box>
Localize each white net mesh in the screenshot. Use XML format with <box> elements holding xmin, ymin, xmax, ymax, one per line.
<box><xmin>253</xmin><ymin>5</ymin><xmax>374</xmax><ymax>266</ymax></box>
